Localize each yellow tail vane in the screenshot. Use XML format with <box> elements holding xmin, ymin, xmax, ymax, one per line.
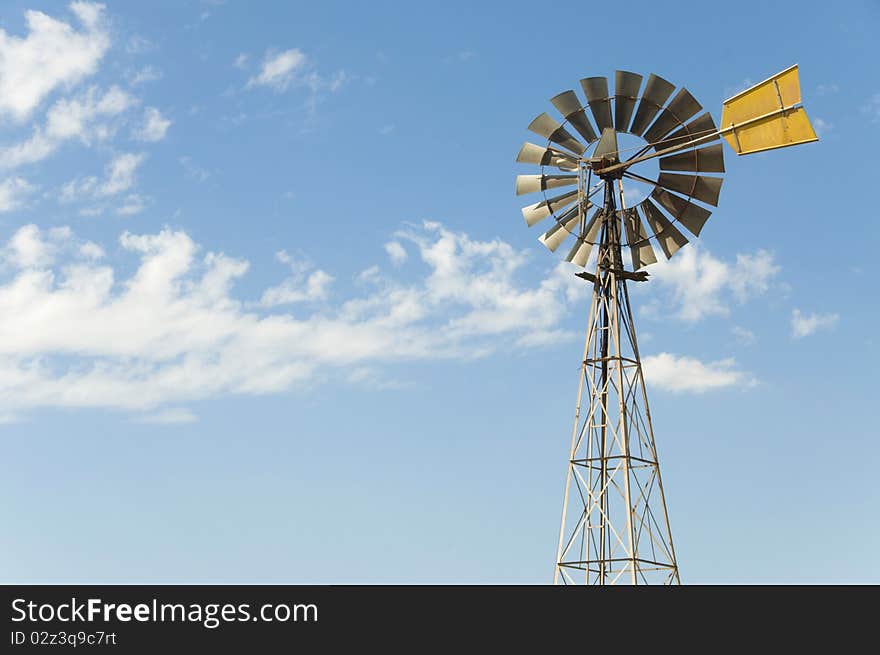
<box><xmin>720</xmin><ymin>64</ymin><xmax>818</xmax><ymax>155</ymax></box>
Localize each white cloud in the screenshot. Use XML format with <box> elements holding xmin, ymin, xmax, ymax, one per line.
<box><xmin>1</xmin><ymin>85</ymin><xmax>134</xmax><ymax>170</ymax></box>
<box><xmin>135</xmin><ymin>407</ymin><xmax>197</xmax><ymax>424</ymax></box>
<box><xmin>791</xmin><ymin>308</ymin><xmax>838</xmax><ymax>338</ymax></box>
<box><xmin>233</xmin><ymin>53</ymin><xmax>249</xmax><ymax>69</ymax></box>
<box><xmin>245</xmin><ymin>48</ymin><xmax>348</xmax><ymax>117</ymax></box>
<box><xmin>5</xmin><ymin>225</ymin><xmax>54</xmax><ymax>268</ymax></box>
<box><xmin>45</xmin><ymin>85</ymin><xmax>132</xmax><ymax>140</ymax></box>
<box><xmin>116</xmin><ymin>193</ymin><xmax>148</xmax><ymax>216</ymax></box>
<box><xmin>384</xmin><ymin>241</ymin><xmax>407</xmax><ymax>265</ymax></box>
<box><xmin>315</xmin><ymin>69</ymin><xmax>348</xmax><ymax>94</ymax></box>
<box><xmin>0</xmin><ymin>222</ymin><xmax>587</xmax><ymax>417</ymax></box>
<box><xmin>62</xmin><ymin>152</ymin><xmax>145</xmax><ymax>203</ymax></box>
<box><xmin>247</xmin><ymin>48</ymin><xmax>307</xmax><ymax>91</ymax></box>
<box><xmin>129</xmin><ymin>65</ymin><xmax>162</xmax><ymax>86</ymax></box>
<box><xmin>3</xmin><ymin>224</ymin><xmax>73</xmax><ymax>269</ymax></box>
<box><xmin>259</xmin><ymin>250</ymin><xmax>333</xmax><ymax>307</ymax></box>
<box><xmin>813</xmin><ymin>117</ymin><xmax>832</xmax><ymax>137</ymax></box>
<box><xmin>133</xmin><ymin>107</ymin><xmax>171</xmax><ymax>142</ymax></box>
<box><xmin>60</xmin><ymin>153</ymin><xmax>146</xmax><ymax>216</ymax></box>
<box><xmin>642</xmin><ymin>352</ymin><xmax>755</xmax><ymax>392</ymax></box>
<box><xmin>0</xmin><ymin>2</ymin><xmax>110</xmax><ymax>121</ymax></box>
<box><xmin>125</xmin><ymin>34</ymin><xmax>153</xmax><ymax>55</ymax></box>
<box><xmin>0</xmin><ymin>177</ymin><xmax>35</xmax><ymax>212</ymax></box>
<box><xmin>732</xmin><ymin>325</ymin><xmax>756</xmax><ymax>345</ymax></box>
<box><xmin>303</xmin><ymin>70</ymin><xmax>349</xmax><ymax>115</ymax></box>
<box><xmin>643</xmin><ymin>245</ymin><xmax>780</xmax><ymax>322</ymax></box>
<box><xmin>79</xmin><ymin>241</ymin><xmax>104</xmax><ymax>260</ymax></box>
<box><xmin>726</xmin><ymin>78</ymin><xmax>753</xmax><ymax>98</ymax></box>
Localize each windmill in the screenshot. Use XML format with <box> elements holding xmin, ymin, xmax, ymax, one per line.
<box><xmin>515</xmin><ymin>66</ymin><xmax>817</xmax><ymax>585</ymax></box>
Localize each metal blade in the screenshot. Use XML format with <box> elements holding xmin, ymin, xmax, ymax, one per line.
<box><xmin>639</xmin><ymin>199</ymin><xmax>688</xmax><ymax>258</ymax></box>
<box><xmin>657</xmin><ymin>172</ymin><xmax>723</xmax><ymax>206</ymax></box>
<box><xmin>622</xmin><ymin>207</ymin><xmax>657</xmax><ymax>270</ymax></box>
<box><xmin>565</xmin><ymin>208</ymin><xmax>603</xmax><ymax>266</ymax></box>
<box><xmin>592</xmin><ymin>127</ymin><xmax>619</xmax><ymax>161</ymax></box>
<box><xmin>528</xmin><ymin>113</ymin><xmax>587</xmax><ymax>155</ymax></box>
<box><xmin>550</xmin><ymin>90</ymin><xmax>598</xmax><ymax>144</ymax></box>
<box><xmin>659</xmin><ymin>143</ymin><xmax>725</xmax><ymax>173</ymax></box>
<box><xmin>643</xmin><ymin>88</ymin><xmax>703</xmax><ymax>144</ymax></box>
<box><xmin>650</xmin><ymin>187</ymin><xmax>712</xmax><ymax>236</ymax></box>
<box><xmin>521</xmin><ymin>189</ymin><xmax>579</xmax><ymax>227</ymax></box>
<box><xmin>629</xmin><ymin>73</ymin><xmax>675</xmax><ymax>136</ymax></box>
<box><xmin>580</xmin><ymin>77</ymin><xmax>613</xmax><ymax>132</ymax></box>
<box><xmin>516</xmin><ymin>142</ymin><xmax>578</xmax><ymax>171</ymax></box>
<box><xmin>656</xmin><ymin>112</ymin><xmax>719</xmax><ymax>152</ymax></box>
<box><xmin>538</xmin><ymin>206</ymin><xmax>581</xmax><ymax>252</ymax></box>
<box><xmin>614</xmin><ymin>70</ymin><xmax>642</xmax><ymax>133</ymax></box>
<box><xmin>515</xmin><ymin>174</ymin><xmax>578</xmax><ymax>196</ymax></box>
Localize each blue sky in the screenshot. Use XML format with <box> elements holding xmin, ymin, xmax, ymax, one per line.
<box><xmin>0</xmin><ymin>0</ymin><xmax>877</xmax><ymax>583</ymax></box>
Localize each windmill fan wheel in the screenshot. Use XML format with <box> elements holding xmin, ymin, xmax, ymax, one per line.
<box><xmin>515</xmin><ymin>70</ymin><xmax>726</xmax><ymax>270</ymax></box>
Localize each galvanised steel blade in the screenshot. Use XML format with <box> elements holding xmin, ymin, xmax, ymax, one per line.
<box><xmin>550</xmin><ymin>90</ymin><xmax>598</xmax><ymax>144</ymax></box>
<box><xmin>659</xmin><ymin>143</ymin><xmax>725</xmax><ymax>173</ymax></box>
<box><xmin>515</xmin><ymin>174</ymin><xmax>579</xmax><ymax>195</ymax></box>
<box><xmin>643</xmin><ymin>88</ymin><xmax>703</xmax><ymax>145</ymax></box>
<box><xmin>528</xmin><ymin>112</ymin><xmax>588</xmax><ymax>155</ymax></box>
<box><xmin>629</xmin><ymin>73</ymin><xmax>675</xmax><ymax>136</ymax></box>
<box><xmin>580</xmin><ymin>76</ymin><xmax>613</xmax><ymax>132</ymax></box>
<box><xmin>614</xmin><ymin>70</ymin><xmax>643</xmax><ymax>133</ymax></box>
<box><xmin>657</xmin><ymin>172</ymin><xmax>722</xmax><ymax>206</ymax></box>
<box><xmin>651</xmin><ymin>187</ymin><xmax>713</xmax><ymax>236</ymax></box>
<box><xmin>638</xmin><ymin>199</ymin><xmax>688</xmax><ymax>258</ymax></box>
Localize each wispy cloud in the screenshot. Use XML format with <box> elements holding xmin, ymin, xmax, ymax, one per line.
<box><xmin>643</xmin><ymin>353</ymin><xmax>756</xmax><ymax>392</ymax></box>
<box><xmin>816</xmin><ymin>83</ymin><xmax>839</xmax><ymax>95</ymax></box>
<box><xmin>732</xmin><ymin>325</ymin><xmax>756</xmax><ymax>345</ymax></box>
<box><xmin>0</xmin><ymin>85</ymin><xmax>135</xmax><ymax>170</ymax></box>
<box><xmin>132</xmin><ymin>107</ymin><xmax>171</xmax><ymax>142</ymax></box>
<box><xmin>259</xmin><ymin>250</ymin><xmax>333</xmax><ymax>307</ymax></box>
<box><xmin>812</xmin><ymin>117</ymin><xmax>832</xmax><ymax>137</ymax></box>
<box><xmin>129</xmin><ymin>65</ymin><xmax>162</xmax><ymax>86</ymax></box>
<box><xmin>641</xmin><ymin>245</ymin><xmax>780</xmax><ymax>322</ymax></box>
<box><xmin>791</xmin><ymin>308</ymin><xmax>838</xmax><ymax>338</ymax></box>
<box><xmin>116</xmin><ymin>194</ymin><xmax>149</xmax><ymax>216</ymax></box>
<box><xmin>125</xmin><ymin>34</ymin><xmax>154</xmax><ymax>55</ymax></box>
<box><xmin>725</xmin><ymin>78</ymin><xmax>754</xmax><ymax>98</ymax></box>
<box><xmin>247</xmin><ymin>49</ymin><xmax>307</xmax><ymax>91</ymax></box>
<box><xmin>243</xmin><ymin>48</ymin><xmax>349</xmax><ymax>118</ymax></box>
<box><xmin>135</xmin><ymin>407</ymin><xmax>198</xmax><ymax>424</ymax></box>
<box><xmin>61</xmin><ymin>152</ymin><xmax>145</xmax><ymax>202</ymax></box>
<box><xmin>0</xmin><ymin>177</ymin><xmax>35</xmax><ymax>213</ymax></box>
<box><xmin>384</xmin><ymin>241</ymin><xmax>407</xmax><ymax>265</ymax></box>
